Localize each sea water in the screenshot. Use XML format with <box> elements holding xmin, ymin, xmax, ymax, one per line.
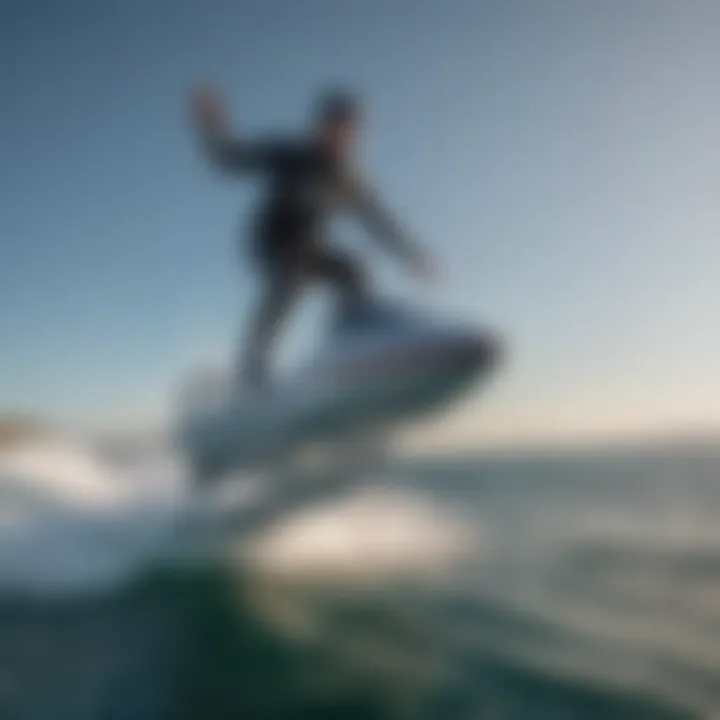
<box><xmin>1</xmin><ymin>437</ymin><xmax>719</xmax><ymax>719</ymax></box>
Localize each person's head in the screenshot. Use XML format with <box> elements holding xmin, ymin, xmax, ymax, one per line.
<box><xmin>314</xmin><ymin>88</ymin><xmax>361</xmax><ymax>156</ymax></box>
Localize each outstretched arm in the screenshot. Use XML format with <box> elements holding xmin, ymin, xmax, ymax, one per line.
<box><xmin>188</xmin><ymin>86</ymin><xmax>279</xmax><ymax>173</ymax></box>
<box><xmin>344</xmin><ymin>174</ymin><xmax>435</xmax><ymax>279</ymax></box>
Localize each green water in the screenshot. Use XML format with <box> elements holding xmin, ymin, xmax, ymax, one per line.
<box><xmin>0</xmin><ymin>561</ymin><xmax>691</xmax><ymax>719</ymax></box>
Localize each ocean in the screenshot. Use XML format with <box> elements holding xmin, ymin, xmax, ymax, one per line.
<box><xmin>1</xmin><ymin>438</ymin><xmax>719</xmax><ymax>719</ymax></box>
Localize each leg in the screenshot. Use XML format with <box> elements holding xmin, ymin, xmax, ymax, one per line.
<box><xmin>309</xmin><ymin>246</ymin><xmax>368</xmax><ymax>311</ymax></box>
<box><xmin>238</xmin><ymin>259</ymin><xmax>301</xmax><ymax>387</ymax></box>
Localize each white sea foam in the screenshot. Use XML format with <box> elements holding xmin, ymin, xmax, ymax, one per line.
<box><xmin>0</xmin><ymin>437</ymin><xmax>471</xmax><ymax>596</ymax></box>
<box><xmin>245</xmin><ymin>485</ymin><xmax>476</xmax><ymax>585</ymax></box>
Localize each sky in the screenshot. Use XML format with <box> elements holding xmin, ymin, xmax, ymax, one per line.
<box><xmin>1</xmin><ymin>0</ymin><xmax>719</xmax><ymax>445</ymax></box>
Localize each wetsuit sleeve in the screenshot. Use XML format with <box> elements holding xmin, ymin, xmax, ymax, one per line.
<box><xmin>344</xmin><ymin>176</ymin><xmax>418</xmax><ymax>264</ymax></box>
<box><xmin>196</xmin><ymin>124</ymin><xmax>285</xmax><ymax>173</ymax></box>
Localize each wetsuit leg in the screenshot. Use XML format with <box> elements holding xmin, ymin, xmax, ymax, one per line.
<box><xmin>238</xmin><ymin>249</ymin><xmax>304</xmax><ymax>386</ymax></box>
<box><xmin>308</xmin><ymin>247</ymin><xmax>367</xmax><ymax>307</ymax></box>
<box><xmin>238</xmin><ymin>243</ymin><xmax>367</xmax><ymax>386</ymax></box>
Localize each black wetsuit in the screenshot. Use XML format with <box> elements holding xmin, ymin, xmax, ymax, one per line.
<box><xmin>201</xmin><ymin>133</ymin><xmax>415</xmax><ymax>384</ymax></box>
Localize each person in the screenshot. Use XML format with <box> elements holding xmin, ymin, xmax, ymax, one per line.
<box><xmin>189</xmin><ymin>85</ymin><xmax>436</xmax><ymax>389</ymax></box>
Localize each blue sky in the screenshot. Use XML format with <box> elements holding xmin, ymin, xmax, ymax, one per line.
<box><xmin>2</xmin><ymin>0</ymin><xmax>719</xmax><ymax>443</ymax></box>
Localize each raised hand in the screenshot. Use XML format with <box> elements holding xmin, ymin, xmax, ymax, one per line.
<box><xmin>189</xmin><ymin>85</ymin><xmax>227</xmax><ymax>131</ymax></box>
